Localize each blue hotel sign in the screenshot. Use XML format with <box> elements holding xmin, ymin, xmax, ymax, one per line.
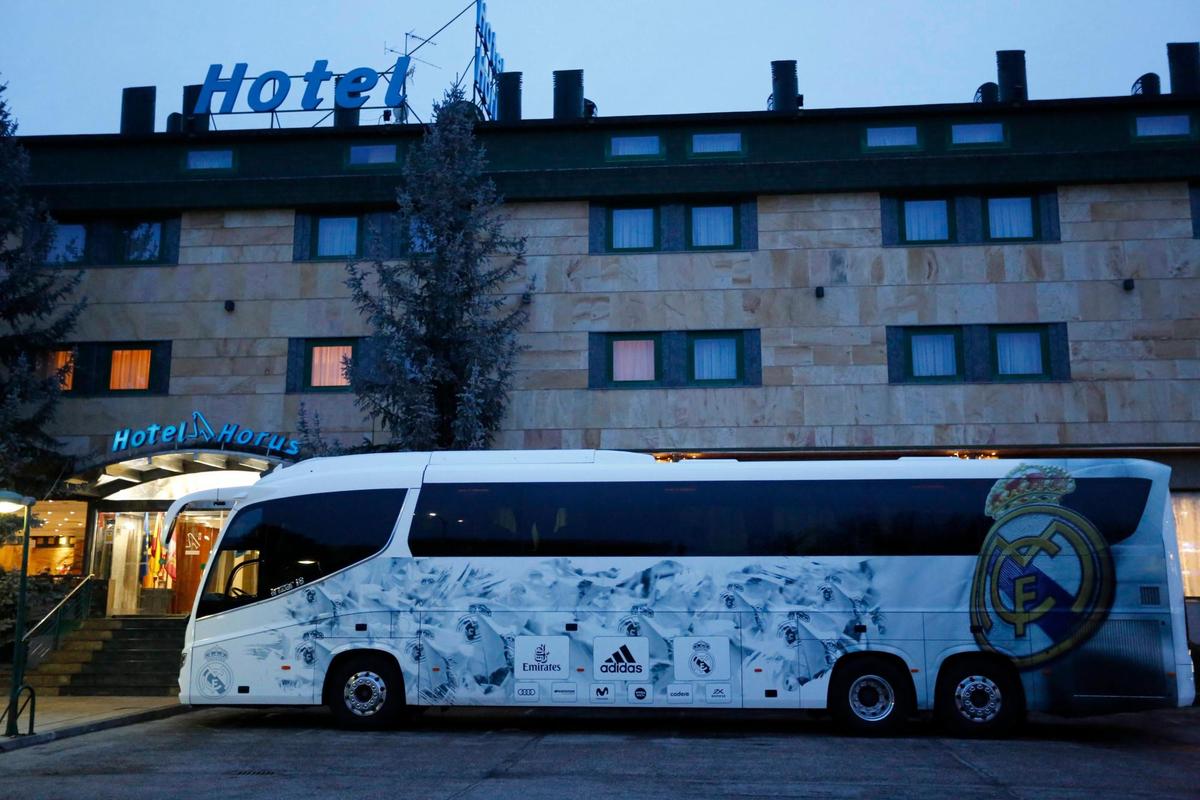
<box><xmin>112</xmin><ymin>411</ymin><xmax>301</xmax><ymax>457</ymax></box>
<box><xmin>194</xmin><ymin>57</ymin><xmax>410</xmax><ymax>115</ymax></box>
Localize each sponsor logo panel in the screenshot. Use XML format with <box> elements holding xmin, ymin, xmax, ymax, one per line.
<box><xmin>593</xmin><ymin>637</ymin><xmax>649</xmax><ymax>681</ymax></box>
<box><xmin>667</xmin><ymin>684</ymin><xmax>694</xmax><ymax>704</ymax></box>
<box><xmin>514</xmin><ymin>635</ymin><xmax>570</xmax><ymax>680</ymax></box>
<box><xmin>706</xmin><ymin>683</ymin><xmax>732</xmax><ymax>704</ymax></box>
<box><xmin>514</xmin><ymin>681</ymin><xmax>540</xmax><ymax>702</ymax></box>
<box><xmin>590</xmin><ymin>683</ymin><xmax>615</xmax><ymax>703</ymax></box>
<box><xmin>672</xmin><ymin>636</ymin><xmax>731</xmax><ymax>682</ymax></box>
<box><xmin>551</xmin><ymin>683</ymin><xmax>578</xmax><ymax>703</ymax></box>
<box><xmin>627</xmin><ymin>683</ymin><xmax>653</xmax><ymax>704</ymax></box>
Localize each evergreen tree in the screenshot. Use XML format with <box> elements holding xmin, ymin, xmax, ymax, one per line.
<box><xmin>345</xmin><ymin>87</ymin><xmax>531</xmax><ymax>450</ymax></box>
<box><xmin>0</xmin><ymin>82</ymin><xmax>85</xmax><ymax>492</ymax></box>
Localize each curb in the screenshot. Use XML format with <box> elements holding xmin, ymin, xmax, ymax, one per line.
<box><xmin>0</xmin><ymin>704</ymin><xmax>193</xmax><ymax>754</ymax></box>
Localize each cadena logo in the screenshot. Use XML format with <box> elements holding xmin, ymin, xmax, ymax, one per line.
<box><xmin>600</xmin><ymin>644</ymin><xmax>644</xmax><ymax>674</ymax></box>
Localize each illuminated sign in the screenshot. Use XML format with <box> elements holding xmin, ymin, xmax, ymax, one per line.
<box><xmin>194</xmin><ymin>57</ymin><xmax>410</xmax><ymax>115</ymax></box>
<box><xmin>473</xmin><ymin>1</ymin><xmax>504</xmax><ymax>119</ymax></box>
<box><xmin>111</xmin><ymin>410</ymin><xmax>301</xmax><ymax>457</ymax></box>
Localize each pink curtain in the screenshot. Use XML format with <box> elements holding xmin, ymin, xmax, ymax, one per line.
<box><xmin>109</xmin><ymin>349</ymin><xmax>150</xmax><ymax>390</ymax></box>
<box><xmin>311</xmin><ymin>345</ymin><xmax>352</xmax><ymax>386</ymax></box>
<box><xmin>613</xmin><ymin>340</ymin><xmax>655</xmax><ymax>381</ymax></box>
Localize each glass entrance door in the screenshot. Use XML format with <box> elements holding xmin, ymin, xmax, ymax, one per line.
<box><xmin>170</xmin><ymin>510</ymin><xmax>226</xmax><ymax>614</ymax></box>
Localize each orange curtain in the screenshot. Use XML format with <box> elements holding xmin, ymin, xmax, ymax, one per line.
<box><xmin>49</xmin><ymin>349</ymin><xmax>74</xmax><ymax>390</ymax></box>
<box><xmin>109</xmin><ymin>349</ymin><xmax>151</xmax><ymax>390</ymax></box>
<box><xmin>311</xmin><ymin>345</ymin><xmax>352</xmax><ymax>387</ymax></box>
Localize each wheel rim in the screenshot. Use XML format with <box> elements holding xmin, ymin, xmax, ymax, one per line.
<box><xmin>343</xmin><ymin>670</ymin><xmax>388</xmax><ymax>717</ymax></box>
<box><xmin>848</xmin><ymin>674</ymin><xmax>896</xmax><ymax>722</ymax></box>
<box><xmin>954</xmin><ymin>674</ymin><xmax>1003</xmax><ymax>724</ymax></box>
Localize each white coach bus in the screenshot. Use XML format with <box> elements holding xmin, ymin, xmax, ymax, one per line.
<box><xmin>170</xmin><ymin>451</ymin><xmax>1194</xmax><ymax>736</ymax></box>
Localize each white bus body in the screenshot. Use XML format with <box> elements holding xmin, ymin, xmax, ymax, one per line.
<box><xmin>174</xmin><ymin>451</ymin><xmax>1194</xmax><ymax>734</ymax></box>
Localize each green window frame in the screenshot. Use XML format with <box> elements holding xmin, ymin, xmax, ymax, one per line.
<box><xmin>607</xmin><ymin>207</ymin><xmax>659</xmax><ymax>252</ymax></box>
<box><xmin>183</xmin><ymin>148</ymin><xmax>236</xmax><ymax>172</ymax></box>
<box><xmin>899</xmin><ymin>198</ymin><xmax>954</xmax><ymax>244</ymax></box>
<box><xmin>989</xmin><ymin>325</ymin><xmax>1052</xmax><ymax>381</ymax></box>
<box><xmin>311</xmin><ymin>214</ymin><xmax>363</xmax><ymax>259</ymax></box>
<box><xmin>686</xmin><ymin>203</ymin><xmax>740</xmax><ymax>250</ymax></box>
<box><xmin>863</xmin><ymin>124</ymin><xmax>922</xmax><ymax>152</ymax></box>
<box><xmin>606</xmin><ymin>333</ymin><xmax>662</xmax><ymax>386</ymax></box>
<box><xmin>686</xmin><ymin>132</ymin><xmax>745</xmax><ymax>159</ymax></box>
<box><xmin>903</xmin><ymin>326</ymin><xmax>964</xmax><ymax>383</ymax></box>
<box><xmin>1131</xmin><ymin>113</ymin><xmax>1194</xmax><ymax>142</ymax></box>
<box><xmin>303</xmin><ymin>338</ymin><xmax>357</xmax><ymax>391</ymax></box>
<box><xmin>687</xmin><ymin>331</ymin><xmax>744</xmax><ymax>385</ymax></box>
<box><xmin>983</xmin><ymin>195</ymin><xmax>1039</xmax><ymax>242</ymax></box>
<box><xmin>948</xmin><ymin>121</ymin><xmax>1009</xmax><ymax>149</ymax></box>
<box><xmin>346</xmin><ymin>143</ymin><xmax>399</xmax><ymax>168</ymax></box>
<box><xmin>606</xmin><ymin>134</ymin><xmax>665</xmax><ymax>161</ymax></box>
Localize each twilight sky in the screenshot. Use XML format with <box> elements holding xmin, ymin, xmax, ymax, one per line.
<box><xmin>2</xmin><ymin>0</ymin><xmax>1198</xmax><ymax>135</ymax></box>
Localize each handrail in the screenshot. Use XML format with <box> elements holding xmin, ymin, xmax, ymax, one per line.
<box><xmin>24</xmin><ymin>574</ymin><xmax>96</xmax><ymax>642</ymax></box>
<box><xmin>1</xmin><ymin>685</ymin><xmax>35</xmax><ymax>736</ymax></box>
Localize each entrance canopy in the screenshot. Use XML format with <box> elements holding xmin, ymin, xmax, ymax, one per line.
<box><xmin>65</xmin><ymin>449</ymin><xmax>282</xmax><ymax>499</ymax></box>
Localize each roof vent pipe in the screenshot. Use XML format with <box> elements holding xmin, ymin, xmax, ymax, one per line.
<box><xmin>181</xmin><ymin>84</ymin><xmax>210</xmax><ymax>134</ymax></box>
<box><xmin>333</xmin><ymin>77</ymin><xmax>360</xmax><ymax>128</ymax></box>
<box><xmin>996</xmin><ymin>50</ymin><xmax>1028</xmax><ymax>103</ymax></box>
<box><xmin>1131</xmin><ymin>73</ymin><xmax>1162</xmax><ymax>96</ymax></box>
<box><xmin>974</xmin><ymin>82</ymin><xmax>999</xmax><ymax>104</ymax></box>
<box><xmin>553</xmin><ymin>70</ymin><xmax>584</xmax><ymax>120</ymax></box>
<box><xmin>120</xmin><ymin>86</ymin><xmax>156</xmax><ymax>135</ymax></box>
<box><xmin>769</xmin><ymin>60</ymin><xmax>801</xmax><ymax>113</ymax></box>
<box><xmin>1167</xmin><ymin>42</ymin><xmax>1200</xmax><ymax>95</ymax></box>
<box><xmin>497</xmin><ymin>71</ymin><xmax>522</xmax><ymax>122</ymax></box>
<box><xmin>166</xmin><ymin>113</ymin><xmax>182</xmax><ymax>134</ymax></box>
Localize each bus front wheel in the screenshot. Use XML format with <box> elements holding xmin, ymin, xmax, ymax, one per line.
<box><xmin>829</xmin><ymin>655</ymin><xmax>913</xmax><ymax>736</ymax></box>
<box><xmin>327</xmin><ymin>653</ymin><xmax>405</xmax><ymax>730</ymax></box>
<box><xmin>935</xmin><ymin>657</ymin><xmax>1022</xmax><ymax>738</ymax></box>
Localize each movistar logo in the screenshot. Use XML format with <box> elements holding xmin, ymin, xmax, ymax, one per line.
<box><xmin>600</xmin><ymin>644</ymin><xmax>643</xmax><ymax>674</ymax></box>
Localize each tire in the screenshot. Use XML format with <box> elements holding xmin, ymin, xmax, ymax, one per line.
<box><xmin>326</xmin><ymin>653</ymin><xmax>405</xmax><ymax>730</ymax></box>
<box><xmin>936</xmin><ymin>657</ymin><xmax>1022</xmax><ymax>738</ymax></box>
<box><xmin>829</xmin><ymin>655</ymin><xmax>913</xmax><ymax>736</ymax></box>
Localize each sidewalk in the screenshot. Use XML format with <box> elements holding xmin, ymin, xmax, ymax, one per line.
<box><xmin>1</xmin><ymin>694</ymin><xmax>190</xmax><ymax>753</ymax></box>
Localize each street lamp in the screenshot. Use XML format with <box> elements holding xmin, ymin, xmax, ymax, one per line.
<box><xmin>1</xmin><ymin>490</ymin><xmax>35</xmax><ymax>737</ymax></box>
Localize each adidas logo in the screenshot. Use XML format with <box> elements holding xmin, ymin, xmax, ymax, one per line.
<box><xmin>599</xmin><ymin>644</ymin><xmax>644</xmax><ymax>675</ymax></box>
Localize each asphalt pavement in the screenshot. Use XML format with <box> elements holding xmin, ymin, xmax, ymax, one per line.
<box><xmin>1</xmin><ymin>704</ymin><xmax>1198</xmax><ymax>799</ymax></box>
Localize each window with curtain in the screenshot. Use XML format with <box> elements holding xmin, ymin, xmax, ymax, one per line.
<box><xmin>951</xmin><ymin>123</ymin><xmax>1004</xmax><ymax>145</ymax></box>
<box><xmin>48</xmin><ymin>224</ymin><xmax>86</xmax><ymax>263</ymax></box>
<box><xmin>1135</xmin><ymin>115</ymin><xmax>1190</xmax><ymax>137</ymax></box>
<box><xmin>994</xmin><ymin>330</ymin><xmax>1045</xmax><ymax>376</ymax></box>
<box><xmin>690</xmin><ymin>205</ymin><xmax>735</xmax><ymax>248</ymax></box>
<box><xmin>610</xmin><ymin>135</ymin><xmax>661</xmax><ymax>157</ymax></box>
<box><xmin>988</xmin><ymin>197</ymin><xmax>1034</xmax><ymax>239</ymax></box>
<box><xmin>1173</xmin><ymin>492</ymin><xmax>1200</xmax><ymax>597</ymax></box>
<box><xmin>691</xmin><ymin>336</ymin><xmax>738</xmax><ymax>381</ymax></box>
<box><xmin>691</xmin><ymin>133</ymin><xmax>742</xmax><ymax>154</ymax></box>
<box><xmin>611</xmin><ymin>208</ymin><xmax>655</xmax><ymax>249</ymax></box>
<box><xmin>109</xmin><ymin>349</ymin><xmax>151</xmax><ymax>390</ymax></box>
<box><xmin>124</xmin><ymin>222</ymin><xmax>162</xmax><ymax>262</ymax></box>
<box><xmin>186</xmin><ymin>149</ymin><xmax>233</xmax><ymax>170</ymax></box>
<box><xmin>316</xmin><ymin>216</ymin><xmax>359</xmax><ymax>257</ymax></box>
<box><xmin>308</xmin><ymin>344</ymin><xmax>353</xmax><ymax>388</ymax></box>
<box><xmin>903</xmin><ymin>200</ymin><xmax>949</xmax><ymax>242</ymax></box>
<box><xmin>612</xmin><ymin>339</ymin><xmax>656</xmax><ymax>382</ymax></box>
<box><xmin>349</xmin><ymin>144</ymin><xmax>398</xmax><ymax>165</ymax></box>
<box><xmin>48</xmin><ymin>349</ymin><xmax>75</xmax><ymax>391</ymax></box>
<box><xmin>909</xmin><ymin>333</ymin><xmax>958</xmax><ymax>378</ymax></box>
<box><xmin>866</xmin><ymin>126</ymin><xmax>918</xmax><ymax>148</ymax></box>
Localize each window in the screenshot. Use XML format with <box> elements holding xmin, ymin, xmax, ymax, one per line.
<box><xmin>47</xmin><ymin>224</ymin><xmax>86</xmax><ymax>264</ymax></box>
<box><xmin>906</xmin><ymin>328</ymin><xmax>961</xmax><ymax>380</ymax></box>
<box><xmin>590</xmin><ymin>330</ymin><xmax>761</xmax><ymax>389</ymax></box>
<box><xmin>348</xmin><ymin>144</ymin><xmax>398</xmax><ymax>165</ymax></box>
<box><xmin>109</xmin><ymin>348</ymin><xmax>152</xmax><ymax>391</ymax></box>
<box><xmin>865</xmin><ymin>126</ymin><xmax>919</xmax><ymax>149</ymax></box>
<box><xmin>306</xmin><ymin>340</ymin><xmax>355</xmax><ymax>389</ymax></box>
<box><xmin>992</xmin><ymin>326</ymin><xmax>1049</xmax><ymax>379</ymax></box>
<box><xmin>610</xmin><ymin>208</ymin><xmax>656</xmax><ymax>250</ymax></box>
<box><xmin>902</xmin><ymin>199</ymin><xmax>951</xmax><ymax>242</ymax></box>
<box><xmin>986</xmin><ymin>196</ymin><xmax>1036</xmax><ymax>240</ymax></box>
<box><xmin>124</xmin><ymin>222</ymin><xmax>162</xmax><ymax>262</ymax></box>
<box><xmin>689</xmin><ymin>333</ymin><xmax>741</xmax><ymax>383</ymax></box>
<box><xmin>197</xmin><ymin>489</ymin><xmax>407</xmax><ymax>618</ymax></box>
<box><xmin>888</xmin><ymin>324</ymin><xmax>1067</xmax><ymax>384</ymax></box>
<box><xmin>45</xmin><ymin>348</ymin><xmax>75</xmax><ymax>391</ymax></box>
<box><xmin>1173</xmin><ymin>492</ymin><xmax>1200</xmax><ymax>596</ymax></box>
<box><xmin>1135</xmin><ymin>115</ymin><xmax>1191</xmax><ymax>138</ymax></box>
<box><xmin>408</xmin><ymin>478</ymin><xmax>1147</xmax><ymax>558</ymax></box>
<box><xmin>610</xmin><ymin>336</ymin><xmax>659</xmax><ymax>383</ymax></box>
<box><xmin>315</xmin><ymin>216</ymin><xmax>359</xmax><ymax>258</ymax></box>
<box><xmin>609</xmin><ymin>135</ymin><xmax>662</xmax><ymax>158</ymax></box>
<box><xmin>689</xmin><ymin>205</ymin><xmax>736</xmax><ymax>248</ymax></box>
<box><xmin>951</xmin><ymin>122</ymin><xmax>1005</xmax><ymax>145</ymax></box>
<box><xmin>185</xmin><ymin>149</ymin><xmax>233</xmax><ymax>170</ymax></box>
<box><xmin>690</xmin><ymin>132</ymin><xmax>742</xmax><ymax>155</ymax></box>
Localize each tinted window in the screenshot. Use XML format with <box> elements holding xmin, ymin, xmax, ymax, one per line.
<box><xmin>409</xmin><ymin>479</ymin><xmax>1149</xmax><ymax>558</ymax></box>
<box><xmin>198</xmin><ymin>489</ymin><xmax>406</xmax><ymax>617</ymax></box>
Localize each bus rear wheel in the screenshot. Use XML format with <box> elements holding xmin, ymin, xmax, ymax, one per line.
<box><xmin>830</xmin><ymin>656</ymin><xmax>912</xmax><ymax>736</ymax></box>
<box><xmin>936</xmin><ymin>657</ymin><xmax>1021</xmax><ymax>738</ymax></box>
<box><xmin>327</xmin><ymin>653</ymin><xmax>404</xmax><ymax>730</ymax></box>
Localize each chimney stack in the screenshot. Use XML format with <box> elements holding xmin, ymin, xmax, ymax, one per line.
<box><xmin>1167</xmin><ymin>42</ymin><xmax>1200</xmax><ymax>95</ymax></box>
<box><xmin>770</xmin><ymin>60</ymin><xmax>801</xmax><ymax>113</ymax></box>
<box><xmin>120</xmin><ymin>87</ymin><xmax>156</xmax><ymax>135</ymax></box>
<box><xmin>553</xmin><ymin>70</ymin><xmax>584</xmax><ymax>120</ymax></box>
<box><xmin>996</xmin><ymin>50</ymin><xmax>1028</xmax><ymax>103</ymax></box>
<box><xmin>181</xmin><ymin>84</ymin><xmax>210</xmax><ymax>134</ymax></box>
<box><xmin>497</xmin><ymin>71</ymin><xmax>522</xmax><ymax>122</ymax></box>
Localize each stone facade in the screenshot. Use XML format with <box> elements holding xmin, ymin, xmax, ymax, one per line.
<box><xmin>51</xmin><ymin>181</ymin><xmax>1199</xmax><ymax>461</ymax></box>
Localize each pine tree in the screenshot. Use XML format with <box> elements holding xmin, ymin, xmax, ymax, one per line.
<box><xmin>0</xmin><ymin>82</ymin><xmax>85</xmax><ymax>491</ymax></box>
<box><xmin>345</xmin><ymin>87</ymin><xmax>531</xmax><ymax>450</ymax></box>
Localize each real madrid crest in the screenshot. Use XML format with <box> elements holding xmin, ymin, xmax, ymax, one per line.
<box><xmin>689</xmin><ymin>640</ymin><xmax>715</xmax><ymax>677</ymax></box>
<box><xmin>969</xmin><ymin>464</ymin><xmax>1114</xmax><ymax>669</ymax></box>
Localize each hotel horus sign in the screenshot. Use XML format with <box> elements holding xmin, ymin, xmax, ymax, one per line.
<box><xmin>111</xmin><ymin>411</ymin><xmax>301</xmax><ymax>457</ymax></box>
<box><xmin>194</xmin><ymin>57</ymin><xmax>410</xmax><ymax>114</ymax></box>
